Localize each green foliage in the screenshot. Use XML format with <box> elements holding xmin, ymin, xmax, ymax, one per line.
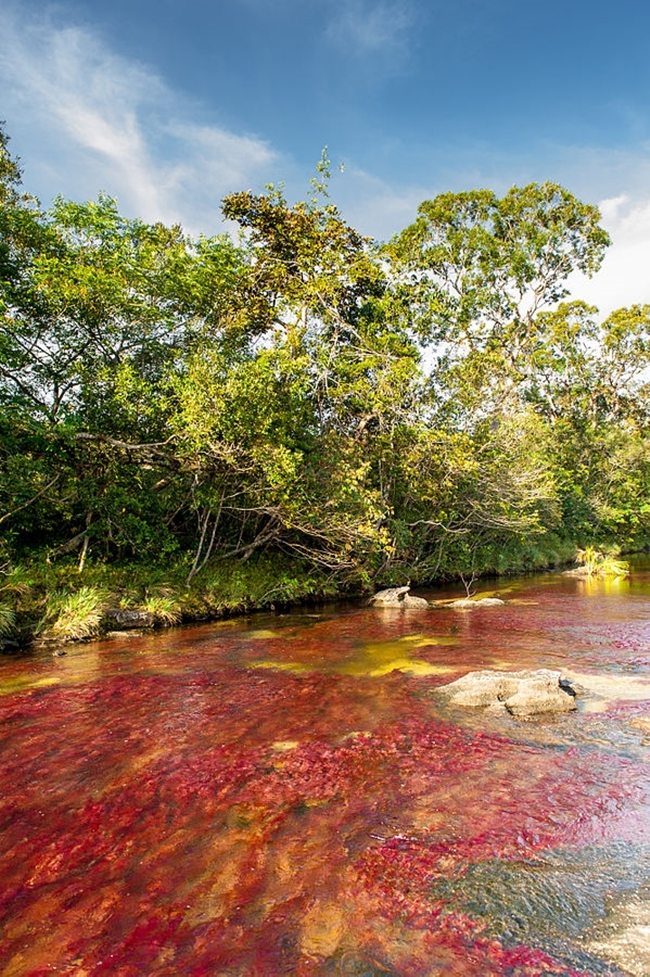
<box><xmin>3</xmin><ymin>122</ymin><xmax>649</xmax><ymax>637</ymax></box>
<box><xmin>388</xmin><ymin>184</ymin><xmax>610</xmax><ymax>417</ymax></box>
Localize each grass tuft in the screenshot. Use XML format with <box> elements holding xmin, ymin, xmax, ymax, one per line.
<box><xmin>42</xmin><ymin>586</ymin><xmax>113</xmax><ymax>641</ymax></box>
<box><xmin>0</xmin><ymin>602</ymin><xmax>16</xmax><ymax>637</ymax></box>
<box><xmin>142</xmin><ymin>595</ymin><xmax>182</xmax><ymax>626</ymax></box>
<box><xmin>575</xmin><ymin>546</ymin><xmax>630</xmax><ymax>577</ymax></box>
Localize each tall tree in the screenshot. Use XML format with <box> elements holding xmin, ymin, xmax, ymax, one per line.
<box><xmin>389</xmin><ymin>183</ymin><xmax>610</xmax><ymax>416</ymax></box>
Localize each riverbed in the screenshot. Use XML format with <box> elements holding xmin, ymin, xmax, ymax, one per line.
<box><xmin>1</xmin><ymin>570</ymin><xmax>649</xmax><ymax>975</ymax></box>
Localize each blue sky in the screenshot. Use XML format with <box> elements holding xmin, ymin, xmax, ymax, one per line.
<box><xmin>2</xmin><ymin>0</ymin><xmax>650</xmax><ymax>313</ymax></box>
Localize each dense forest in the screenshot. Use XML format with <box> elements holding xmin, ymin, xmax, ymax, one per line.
<box><xmin>2</xmin><ymin>126</ymin><xmax>649</xmax><ymax>640</ymax></box>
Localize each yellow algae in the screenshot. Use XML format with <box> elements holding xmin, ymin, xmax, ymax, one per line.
<box><xmin>250</xmin><ymin>634</ymin><xmax>459</xmax><ymax>678</ymax></box>
<box><xmin>272</xmin><ymin>850</ymin><xmax>296</xmax><ymax>883</ymax></box>
<box><xmin>471</xmin><ymin>586</ymin><xmax>513</xmax><ymax>598</ymax></box>
<box><xmin>247</xmin><ymin>629</ymin><xmax>281</xmax><ymax>639</ymax></box>
<box><xmin>249</xmin><ymin>659</ymin><xmax>311</xmax><ymax>673</ymax></box>
<box><xmin>576</xmin><ymin>575</ymin><xmax>631</xmax><ymax>597</ymax></box>
<box><xmin>186</xmin><ymin>850</ymin><xmax>250</xmax><ymax>925</ymax></box>
<box><xmin>299</xmin><ymin>902</ymin><xmax>347</xmax><ymax>958</ymax></box>
<box><xmin>271</xmin><ymin>740</ymin><xmax>300</xmax><ymax>752</ymax></box>
<box><xmin>396</xmin><ymin>634</ymin><xmax>459</xmax><ymax>648</ymax></box>
<box><xmin>632</xmin><ymin>716</ymin><xmax>650</xmax><ymax>730</ymax></box>
<box><xmin>434</xmin><ymin>587</ymin><xmax>513</xmax><ymax>603</ymax></box>
<box><xmin>337</xmin><ymin>636</ymin><xmax>455</xmax><ymax>677</ymax></box>
<box><xmin>0</xmin><ymin>674</ymin><xmax>62</xmax><ymax>695</ymax></box>
<box><xmin>368</xmin><ymin>657</ymin><xmax>457</xmax><ymax>678</ymax></box>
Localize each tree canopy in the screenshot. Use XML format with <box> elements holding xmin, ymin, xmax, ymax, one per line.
<box><xmin>2</xmin><ymin>125</ymin><xmax>648</xmax><ymax>597</ymax></box>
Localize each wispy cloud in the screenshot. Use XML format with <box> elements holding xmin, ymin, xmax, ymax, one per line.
<box><xmin>328</xmin><ymin>164</ymin><xmax>425</xmax><ymax>242</ymax></box>
<box><xmin>0</xmin><ymin>8</ymin><xmax>279</xmax><ymax>232</ymax></box>
<box><xmin>1</xmin><ymin>5</ymin><xmax>649</xmax><ymax>317</ymax></box>
<box><xmin>325</xmin><ymin>0</ymin><xmax>415</xmax><ymax>58</ymax></box>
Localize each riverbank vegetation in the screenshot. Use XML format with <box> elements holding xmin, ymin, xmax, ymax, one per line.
<box><xmin>2</xmin><ymin>127</ymin><xmax>649</xmax><ymax>643</ymax></box>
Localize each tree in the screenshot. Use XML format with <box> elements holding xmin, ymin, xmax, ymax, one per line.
<box><xmin>388</xmin><ymin>183</ymin><xmax>610</xmax><ymax>415</ymax></box>
<box><xmin>174</xmin><ymin>185</ymin><xmax>419</xmax><ymax>579</ymax></box>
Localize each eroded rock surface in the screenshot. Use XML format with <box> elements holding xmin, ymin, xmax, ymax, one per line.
<box><xmin>103</xmin><ymin>609</ymin><xmax>155</xmax><ymax>630</ymax></box>
<box><xmin>401</xmin><ymin>594</ymin><xmax>429</xmax><ymax>608</ymax></box>
<box><xmin>435</xmin><ymin>668</ymin><xmax>577</xmax><ymax>717</ymax></box>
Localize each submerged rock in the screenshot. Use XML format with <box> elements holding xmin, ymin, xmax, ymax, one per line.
<box><xmin>401</xmin><ymin>594</ymin><xmax>430</xmax><ymax>608</ymax></box>
<box><xmin>584</xmin><ymin>884</ymin><xmax>650</xmax><ymax>977</ymax></box>
<box><xmin>448</xmin><ymin>597</ymin><xmax>506</xmax><ymax>608</ymax></box>
<box><xmin>435</xmin><ymin>668</ymin><xmax>577</xmax><ymax>716</ymax></box>
<box><xmin>370</xmin><ymin>587</ymin><xmax>428</xmax><ymax>608</ymax></box>
<box><xmin>629</xmin><ymin>716</ymin><xmax>650</xmax><ymax>737</ymax></box>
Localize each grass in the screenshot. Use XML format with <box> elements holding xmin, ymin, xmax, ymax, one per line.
<box><xmin>575</xmin><ymin>546</ymin><xmax>630</xmax><ymax>577</ymax></box>
<box><xmin>0</xmin><ymin>535</ymin><xmax>637</xmax><ymax>648</ymax></box>
<box><xmin>0</xmin><ymin>552</ymin><xmax>341</xmax><ymax>646</ymax></box>
<box><xmin>0</xmin><ymin>602</ymin><xmax>15</xmax><ymax>637</ymax></box>
<box><xmin>141</xmin><ymin>595</ymin><xmax>183</xmax><ymax>626</ymax></box>
<box><xmin>41</xmin><ymin>586</ymin><xmax>113</xmax><ymax>641</ymax></box>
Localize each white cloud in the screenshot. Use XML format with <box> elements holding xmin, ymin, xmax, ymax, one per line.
<box><xmin>326</xmin><ymin>0</ymin><xmax>414</xmax><ymax>57</ymax></box>
<box><xmin>337</xmin><ymin>143</ymin><xmax>650</xmax><ymax>319</ymax></box>
<box><xmin>0</xmin><ymin>8</ymin><xmax>279</xmax><ymax>233</ymax></box>
<box><xmin>567</xmin><ymin>193</ymin><xmax>650</xmax><ymax>317</ymax></box>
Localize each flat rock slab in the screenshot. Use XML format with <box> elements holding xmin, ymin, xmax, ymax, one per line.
<box><xmin>435</xmin><ymin>668</ymin><xmax>577</xmax><ymax>717</ymax></box>
<box><xmin>584</xmin><ymin>886</ymin><xmax>650</xmax><ymax>977</ymax></box>
<box><xmin>448</xmin><ymin>597</ymin><xmax>505</xmax><ymax>608</ymax></box>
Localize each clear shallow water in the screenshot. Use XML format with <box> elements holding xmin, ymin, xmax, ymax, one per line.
<box><xmin>1</xmin><ymin>571</ymin><xmax>650</xmax><ymax>976</ymax></box>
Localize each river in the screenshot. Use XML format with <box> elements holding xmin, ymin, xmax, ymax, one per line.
<box><xmin>1</xmin><ymin>569</ymin><xmax>649</xmax><ymax>976</ymax></box>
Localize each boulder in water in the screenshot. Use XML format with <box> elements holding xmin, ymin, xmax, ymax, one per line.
<box><xmin>370</xmin><ymin>587</ymin><xmax>428</xmax><ymax>608</ymax></box>
<box><xmin>435</xmin><ymin>668</ymin><xmax>577</xmax><ymax>716</ymax></box>
<box><xmin>401</xmin><ymin>594</ymin><xmax>430</xmax><ymax>608</ymax></box>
